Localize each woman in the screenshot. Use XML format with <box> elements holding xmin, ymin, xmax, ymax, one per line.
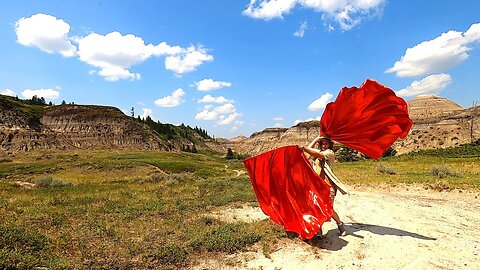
<box><xmin>301</xmin><ymin>135</ymin><xmax>346</xmax><ymax>237</ymax></box>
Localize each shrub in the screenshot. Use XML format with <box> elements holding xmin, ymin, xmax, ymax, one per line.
<box><xmin>427</xmin><ymin>180</ymin><xmax>451</xmax><ymax>191</ymax></box>
<box><xmin>430</xmin><ymin>165</ymin><xmax>462</xmax><ymax>178</ymax></box>
<box><xmin>34</xmin><ymin>176</ymin><xmax>72</xmax><ymax>187</ymax></box>
<box><xmin>378</xmin><ymin>165</ymin><xmax>397</xmax><ymax>175</ymax></box>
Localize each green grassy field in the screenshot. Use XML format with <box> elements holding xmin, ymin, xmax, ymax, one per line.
<box><xmin>1</xmin><ymin>148</ymin><xmax>479</xmax><ymax>269</ymax></box>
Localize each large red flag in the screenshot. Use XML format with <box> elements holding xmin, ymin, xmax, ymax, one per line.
<box><xmin>243</xmin><ymin>146</ymin><xmax>333</xmax><ymax>239</ymax></box>
<box><xmin>320</xmin><ymin>79</ymin><xmax>413</xmax><ymax>159</ymax></box>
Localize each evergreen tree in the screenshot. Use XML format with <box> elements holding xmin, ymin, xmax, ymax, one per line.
<box><xmin>226</xmin><ymin>148</ymin><xmax>234</xmax><ymax>159</ymax></box>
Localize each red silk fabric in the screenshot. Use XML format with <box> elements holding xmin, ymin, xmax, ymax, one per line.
<box><xmin>243</xmin><ymin>145</ymin><xmax>333</xmax><ymax>239</ymax></box>
<box><xmin>320</xmin><ymin>79</ymin><xmax>413</xmax><ymax>159</ymax></box>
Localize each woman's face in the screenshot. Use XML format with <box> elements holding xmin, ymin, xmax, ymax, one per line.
<box><xmin>319</xmin><ymin>140</ymin><xmax>331</xmax><ymax>151</ymax></box>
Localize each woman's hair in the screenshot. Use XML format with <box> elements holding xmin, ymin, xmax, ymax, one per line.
<box><xmin>319</xmin><ymin>138</ymin><xmax>334</xmax><ymax>151</ymax></box>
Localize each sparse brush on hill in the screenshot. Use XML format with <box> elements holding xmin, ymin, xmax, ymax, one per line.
<box><xmin>408</xmin><ymin>139</ymin><xmax>480</xmax><ymax>158</ymax></box>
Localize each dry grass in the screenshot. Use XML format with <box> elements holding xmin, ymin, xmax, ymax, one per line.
<box><xmin>0</xmin><ymin>149</ymin><xmax>479</xmax><ymax>268</ymax></box>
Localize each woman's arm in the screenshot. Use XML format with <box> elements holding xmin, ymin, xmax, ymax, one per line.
<box><xmin>301</xmin><ymin>135</ymin><xmax>326</xmax><ymax>159</ymax></box>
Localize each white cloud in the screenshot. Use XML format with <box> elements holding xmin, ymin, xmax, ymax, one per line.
<box><xmin>98</xmin><ymin>66</ymin><xmax>141</xmax><ymax>81</ymax></box>
<box><xmin>293</xmin><ymin>116</ymin><xmax>321</xmax><ymax>125</ymax></box>
<box><xmin>198</xmin><ymin>95</ymin><xmax>232</xmax><ymax>104</ymax></box>
<box><xmin>308</xmin><ymin>92</ymin><xmax>333</xmax><ymax>111</ymax></box>
<box><xmin>218</xmin><ymin>112</ymin><xmax>242</xmax><ymax>125</ymax></box>
<box><xmin>0</xmin><ymin>89</ymin><xmax>16</xmax><ymax>97</ymax></box>
<box><xmin>243</xmin><ymin>0</ymin><xmax>297</xmax><ymax>20</ymax></box>
<box><xmin>15</xmin><ymin>13</ymin><xmax>77</xmax><ymax>57</ymax></box>
<box><xmin>273</xmin><ymin>117</ymin><xmax>284</xmax><ymax>121</ymax></box>
<box><xmin>77</xmin><ymin>32</ymin><xmax>183</xmax><ymax>81</ymax></box>
<box><xmin>154</xmin><ymin>88</ymin><xmax>185</xmax><ymax>107</ymax></box>
<box><xmin>386</xmin><ymin>23</ymin><xmax>480</xmax><ymax>78</ymax></box>
<box><xmin>141</xmin><ymin>108</ymin><xmax>153</xmax><ymax>119</ymax></box>
<box><xmin>396</xmin><ymin>73</ymin><xmax>452</xmax><ymax>97</ymax></box>
<box><xmin>195</xmin><ymin>100</ymin><xmax>242</xmax><ymax>126</ymax></box>
<box><xmin>215</xmin><ymin>103</ymin><xmax>236</xmax><ymax>114</ymax></box>
<box><xmin>294</xmin><ymin>21</ymin><xmax>308</xmax><ymax>37</ymax></box>
<box><xmin>195</xmin><ymin>106</ymin><xmax>219</xmax><ymax>121</ymax></box>
<box><xmin>230</xmin><ymin>120</ymin><xmax>244</xmax><ymax>132</ymax></box>
<box><xmin>274</xmin><ymin>123</ymin><xmax>284</xmax><ymax>127</ymax></box>
<box><xmin>15</xmin><ymin>14</ymin><xmax>211</xmax><ymax>81</ymax></box>
<box><xmin>165</xmin><ymin>45</ymin><xmax>213</xmax><ymax>76</ymax></box>
<box><xmin>194</xmin><ymin>78</ymin><xmax>232</xmax><ymax>91</ymax></box>
<box><xmin>243</xmin><ymin>0</ymin><xmax>385</xmax><ymax>30</ymax></box>
<box><xmin>21</xmin><ymin>88</ymin><xmax>60</xmax><ymax>99</ymax></box>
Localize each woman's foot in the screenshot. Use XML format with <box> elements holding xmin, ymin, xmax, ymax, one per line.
<box><xmin>338</xmin><ymin>222</ymin><xmax>346</xmax><ymax>236</ymax></box>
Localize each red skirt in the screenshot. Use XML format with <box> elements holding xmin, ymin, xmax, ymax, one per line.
<box><xmin>243</xmin><ymin>145</ymin><xmax>333</xmax><ymax>239</ymax></box>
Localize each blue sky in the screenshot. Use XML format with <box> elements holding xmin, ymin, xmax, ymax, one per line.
<box><xmin>1</xmin><ymin>1</ymin><xmax>479</xmax><ymax>138</ymax></box>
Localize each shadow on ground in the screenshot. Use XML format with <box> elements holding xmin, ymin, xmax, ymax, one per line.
<box><xmin>347</xmin><ymin>223</ymin><xmax>437</xmax><ymax>240</ymax></box>
<box><xmin>306</xmin><ymin>222</ymin><xmax>436</xmax><ymax>251</ymax></box>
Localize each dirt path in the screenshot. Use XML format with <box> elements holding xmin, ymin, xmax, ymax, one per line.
<box><xmin>197</xmin><ymin>185</ymin><xmax>480</xmax><ymax>270</ymax></box>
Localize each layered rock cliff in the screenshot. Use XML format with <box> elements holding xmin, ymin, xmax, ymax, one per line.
<box><xmin>394</xmin><ymin>95</ymin><xmax>480</xmax><ymax>154</ymax></box>
<box><xmin>0</xmin><ymin>96</ymin><xmax>171</xmax><ymax>154</ymax></box>
<box><xmin>221</xmin><ymin>95</ymin><xmax>480</xmax><ymax>156</ymax></box>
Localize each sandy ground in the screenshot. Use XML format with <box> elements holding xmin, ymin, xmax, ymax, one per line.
<box><xmin>196</xmin><ymin>185</ymin><xmax>480</xmax><ymax>270</ymax></box>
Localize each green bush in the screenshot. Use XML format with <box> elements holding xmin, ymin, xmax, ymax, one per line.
<box><xmin>34</xmin><ymin>176</ymin><xmax>72</xmax><ymax>187</ymax></box>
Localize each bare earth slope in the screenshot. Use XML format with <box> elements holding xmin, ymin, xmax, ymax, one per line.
<box><xmin>196</xmin><ymin>186</ymin><xmax>480</xmax><ymax>270</ymax></box>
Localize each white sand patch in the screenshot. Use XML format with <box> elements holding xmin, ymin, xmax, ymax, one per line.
<box><xmin>194</xmin><ymin>185</ymin><xmax>480</xmax><ymax>270</ymax></box>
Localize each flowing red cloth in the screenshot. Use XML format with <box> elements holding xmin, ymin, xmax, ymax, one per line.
<box><xmin>320</xmin><ymin>79</ymin><xmax>413</xmax><ymax>159</ymax></box>
<box><xmin>243</xmin><ymin>145</ymin><xmax>333</xmax><ymax>239</ymax></box>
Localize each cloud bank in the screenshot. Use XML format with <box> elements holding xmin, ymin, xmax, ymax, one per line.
<box><xmin>15</xmin><ymin>13</ymin><xmax>213</xmax><ymax>81</ymax></box>
<box><xmin>243</xmin><ymin>0</ymin><xmax>385</xmax><ymax>30</ymax></box>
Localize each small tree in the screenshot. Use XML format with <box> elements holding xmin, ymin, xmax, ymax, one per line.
<box><xmin>382</xmin><ymin>147</ymin><xmax>397</xmax><ymax>158</ymax></box>
<box><xmin>226</xmin><ymin>148</ymin><xmax>234</xmax><ymax>160</ymax></box>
